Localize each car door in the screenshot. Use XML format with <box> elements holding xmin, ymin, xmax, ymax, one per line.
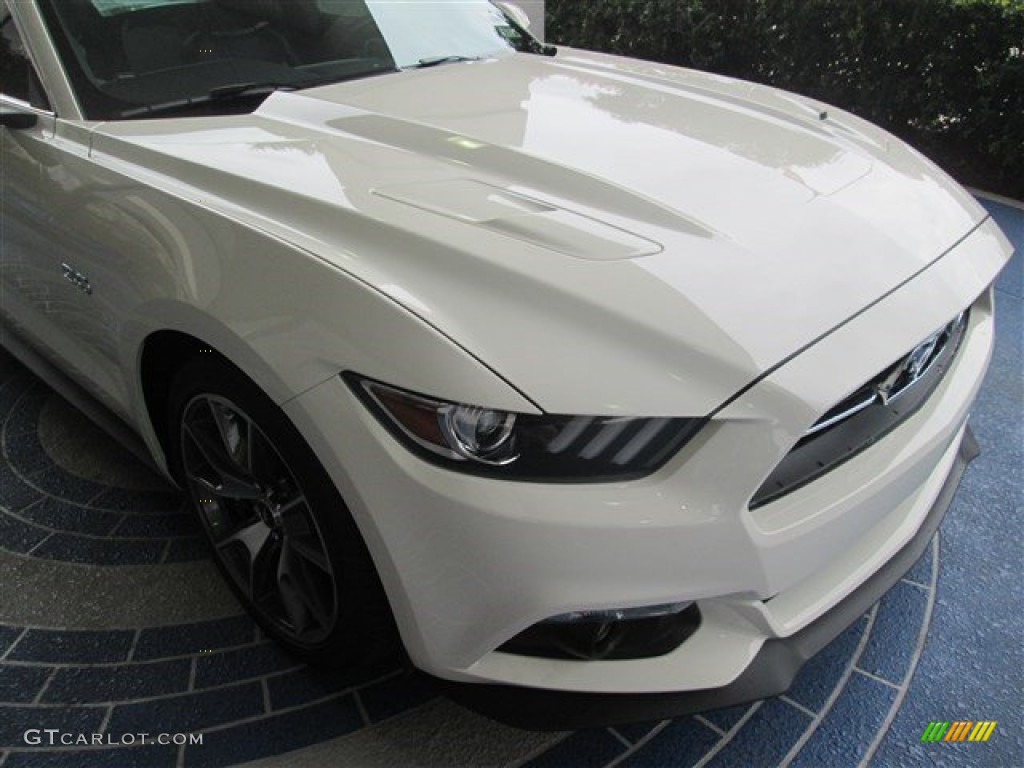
<box><xmin>1</xmin><ymin>3</ymin><xmax>137</xmax><ymax>419</ymax></box>
<box><xmin>0</xmin><ymin>6</ymin><xmax>67</xmax><ymax>365</ymax></box>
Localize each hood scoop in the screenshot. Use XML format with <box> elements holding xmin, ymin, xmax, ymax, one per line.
<box><xmin>373</xmin><ymin>179</ymin><xmax>662</xmax><ymax>261</ymax></box>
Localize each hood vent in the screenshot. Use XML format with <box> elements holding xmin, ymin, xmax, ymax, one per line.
<box><xmin>374</xmin><ymin>179</ymin><xmax>662</xmax><ymax>261</ymax></box>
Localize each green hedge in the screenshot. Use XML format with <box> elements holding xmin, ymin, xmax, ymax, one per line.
<box><xmin>547</xmin><ymin>0</ymin><xmax>1024</xmax><ymax>199</ymax></box>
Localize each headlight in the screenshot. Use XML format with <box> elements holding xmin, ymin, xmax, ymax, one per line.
<box><xmin>346</xmin><ymin>375</ymin><xmax>705</xmax><ymax>481</ymax></box>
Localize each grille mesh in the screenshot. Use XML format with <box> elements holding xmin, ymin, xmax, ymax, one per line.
<box><xmin>750</xmin><ymin>310</ymin><xmax>970</xmax><ymax>510</ymax></box>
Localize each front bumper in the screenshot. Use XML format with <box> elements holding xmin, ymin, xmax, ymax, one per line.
<box><xmin>437</xmin><ymin>425</ymin><xmax>978</xmax><ymax>729</ymax></box>
<box><xmin>282</xmin><ymin>217</ymin><xmax>1004</xmax><ymax>722</ymax></box>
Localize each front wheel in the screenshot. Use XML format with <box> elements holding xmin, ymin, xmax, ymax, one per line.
<box><xmin>168</xmin><ymin>356</ymin><xmax>398</xmax><ymax>668</ymax></box>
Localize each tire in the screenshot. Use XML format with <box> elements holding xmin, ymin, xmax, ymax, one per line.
<box><xmin>167</xmin><ymin>355</ymin><xmax>399</xmax><ymax>670</ymax></box>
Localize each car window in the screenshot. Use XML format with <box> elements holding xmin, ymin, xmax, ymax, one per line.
<box><xmin>0</xmin><ymin>11</ymin><xmax>50</xmax><ymax>109</ymax></box>
<box><xmin>35</xmin><ymin>0</ymin><xmax>543</xmax><ymax>121</ymax></box>
<box><xmin>359</xmin><ymin>0</ymin><xmax>530</xmax><ymax>69</ymax></box>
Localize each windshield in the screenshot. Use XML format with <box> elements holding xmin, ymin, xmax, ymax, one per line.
<box><xmin>37</xmin><ymin>0</ymin><xmax>545</xmax><ymax>120</ymax></box>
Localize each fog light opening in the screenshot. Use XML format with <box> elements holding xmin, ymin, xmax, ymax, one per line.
<box><xmin>500</xmin><ymin>601</ymin><xmax>701</xmax><ymax>661</ymax></box>
<box><xmin>545</xmin><ymin>600</ymin><xmax>694</xmax><ymax>624</ymax></box>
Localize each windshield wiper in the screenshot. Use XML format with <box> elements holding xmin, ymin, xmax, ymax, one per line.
<box><xmin>208</xmin><ymin>81</ymin><xmax>298</xmax><ymax>100</ymax></box>
<box><xmin>120</xmin><ymin>81</ymin><xmax>298</xmax><ymax>119</ymax></box>
<box><xmin>410</xmin><ymin>55</ymin><xmax>482</xmax><ymax>69</ymax></box>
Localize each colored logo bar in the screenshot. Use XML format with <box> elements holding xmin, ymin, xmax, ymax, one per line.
<box><xmin>921</xmin><ymin>721</ymin><xmax>997</xmax><ymax>742</ymax></box>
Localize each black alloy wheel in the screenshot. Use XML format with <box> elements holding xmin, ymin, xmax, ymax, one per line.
<box><xmin>168</xmin><ymin>355</ymin><xmax>398</xmax><ymax>667</ymax></box>
<box><xmin>180</xmin><ymin>393</ymin><xmax>338</xmax><ymax>645</ymax></box>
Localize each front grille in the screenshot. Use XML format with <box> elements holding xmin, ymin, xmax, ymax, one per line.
<box><xmin>750</xmin><ymin>310</ymin><xmax>970</xmax><ymax>509</ymax></box>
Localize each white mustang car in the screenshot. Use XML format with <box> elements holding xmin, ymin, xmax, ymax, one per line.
<box><xmin>0</xmin><ymin>0</ymin><xmax>1012</xmax><ymax>728</ymax></box>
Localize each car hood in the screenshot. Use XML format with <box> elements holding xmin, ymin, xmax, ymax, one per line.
<box><xmin>92</xmin><ymin>50</ymin><xmax>990</xmax><ymax>415</ymax></box>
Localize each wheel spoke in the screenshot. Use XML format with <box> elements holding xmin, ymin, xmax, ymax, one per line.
<box><xmin>184</xmin><ymin>422</ymin><xmax>263</xmax><ymax>499</ymax></box>
<box><xmin>210</xmin><ymin>400</ymin><xmax>254</xmax><ymax>473</ymax></box>
<box><xmin>192</xmin><ymin>474</ymin><xmax>253</xmax><ymax>503</ymax></box>
<box><xmin>277</xmin><ymin>543</ymin><xmax>311</xmax><ymax>634</ymax></box>
<box><xmin>215</xmin><ymin>516</ymin><xmax>278</xmax><ymax>601</ymax></box>
<box><xmin>277</xmin><ymin>494</ymin><xmax>311</xmax><ymax>536</ymax></box>
<box><xmin>276</xmin><ymin>495</ymin><xmax>331</xmax><ymax>572</ymax></box>
<box><xmin>219</xmin><ymin>517</ymin><xmax>271</xmax><ymax>562</ymax></box>
<box><xmin>296</xmin><ymin>570</ymin><xmax>333</xmax><ymax>631</ymax></box>
<box><xmin>290</xmin><ymin>534</ymin><xmax>331</xmax><ymax>573</ymax></box>
<box><xmin>278</xmin><ymin>540</ymin><xmax>333</xmax><ymax>636</ymax></box>
<box><xmin>250</xmin><ymin>535</ymin><xmax>282</xmax><ymax>605</ymax></box>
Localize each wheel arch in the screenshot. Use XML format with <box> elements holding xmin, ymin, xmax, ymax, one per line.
<box><xmin>139</xmin><ymin>329</ymin><xmax>209</xmax><ymax>479</ymax></box>
<box><xmin>135</xmin><ymin>309</ymin><xmax>303</xmax><ymax>479</ymax></box>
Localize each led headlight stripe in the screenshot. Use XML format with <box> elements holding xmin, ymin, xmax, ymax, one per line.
<box><xmin>346</xmin><ymin>373</ymin><xmax>706</xmax><ymax>483</ymax></box>
<box><xmin>547</xmin><ymin>416</ymin><xmax>593</xmax><ymax>454</ymax></box>
<box><xmin>579</xmin><ymin>418</ymin><xmax>632</xmax><ymax>459</ymax></box>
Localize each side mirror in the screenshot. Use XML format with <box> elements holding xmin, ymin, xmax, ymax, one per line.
<box><xmin>0</xmin><ymin>104</ymin><xmax>38</xmax><ymax>129</ymax></box>
<box><xmin>496</xmin><ymin>2</ymin><xmax>532</xmax><ymax>30</ymax></box>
